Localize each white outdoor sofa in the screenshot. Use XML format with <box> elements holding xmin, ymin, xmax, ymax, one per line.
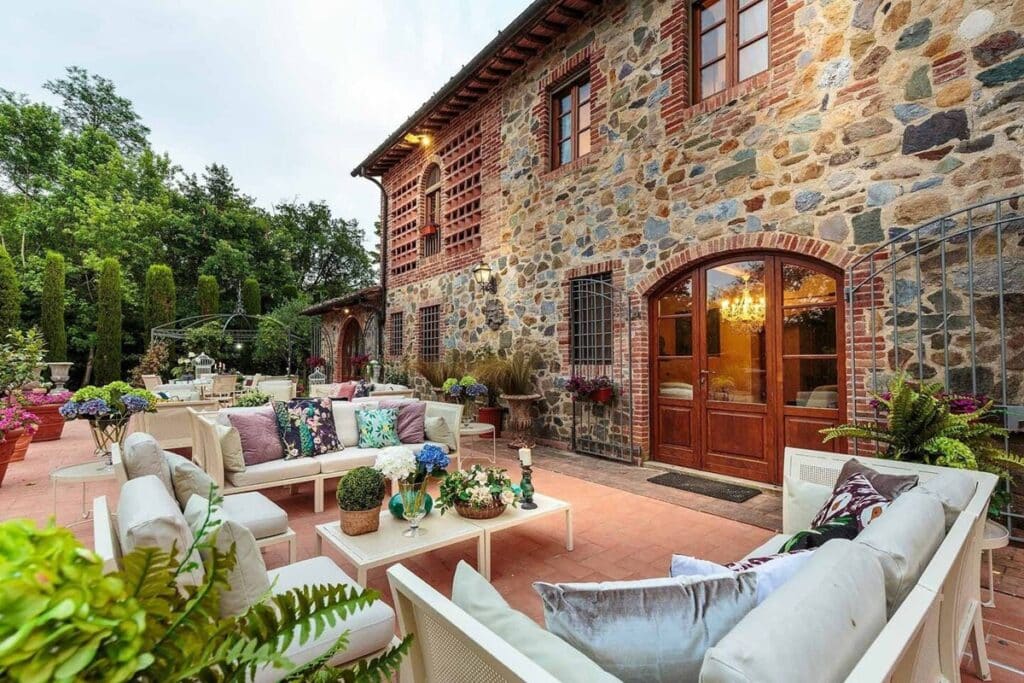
<box><xmin>129</xmin><ymin>398</ymin><xmax>221</xmax><ymax>450</ymax></box>
<box><xmin>387</xmin><ymin>447</ymin><xmax>998</xmax><ymax>682</ymax></box>
<box><xmin>189</xmin><ymin>398</ymin><xmax>463</xmax><ymax>512</ymax></box>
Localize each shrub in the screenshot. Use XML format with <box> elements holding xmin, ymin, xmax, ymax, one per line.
<box><xmin>94</xmin><ymin>258</ymin><xmax>122</xmax><ymax>384</ymax></box>
<box><xmin>129</xmin><ymin>341</ymin><xmax>170</xmax><ymax>387</ymax></box>
<box><xmin>0</xmin><ymin>243</ymin><xmax>21</xmax><ymax>336</ymax></box>
<box><xmin>242</xmin><ymin>276</ymin><xmax>260</xmax><ymax>315</ymax></box>
<box><xmin>41</xmin><ymin>251</ymin><xmax>67</xmax><ymax>361</ymax></box>
<box><xmin>143</xmin><ymin>264</ymin><xmax>176</xmax><ymax>333</ymax></box>
<box><xmin>235</xmin><ymin>390</ymin><xmax>271</xmax><ymax>407</ymax></box>
<box><xmin>197</xmin><ymin>274</ymin><xmax>219</xmax><ymax>315</ymax></box>
<box><xmin>336</xmin><ymin>466</ymin><xmax>386</xmax><ymax>511</ymax></box>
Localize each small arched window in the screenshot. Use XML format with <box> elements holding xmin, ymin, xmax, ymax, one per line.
<box><xmin>422</xmin><ymin>164</ymin><xmax>442</xmax><ymax>257</ymax></box>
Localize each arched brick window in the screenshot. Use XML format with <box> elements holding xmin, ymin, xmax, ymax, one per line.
<box><xmin>422</xmin><ymin>163</ymin><xmax>442</xmax><ymax>258</ymax></box>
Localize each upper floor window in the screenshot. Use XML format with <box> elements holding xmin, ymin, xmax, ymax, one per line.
<box><xmin>694</xmin><ymin>0</ymin><xmax>769</xmax><ymax>102</ymax></box>
<box><xmin>422</xmin><ymin>164</ymin><xmax>442</xmax><ymax>257</ymax></box>
<box><xmin>551</xmin><ymin>75</ymin><xmax>591</xmax><ymax>169</ymax></box>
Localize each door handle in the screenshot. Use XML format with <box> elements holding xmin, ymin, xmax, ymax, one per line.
<box><xmin>699</xmin><ymin>370</ymin><xmax>709</xmax><ymax>386</ymax></box>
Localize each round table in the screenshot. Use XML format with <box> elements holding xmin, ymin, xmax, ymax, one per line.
<box><xmin>50</xmin><ymin>461</ymin><xmax>116</xmax><ymax>527</ymax></box>
<box><xmin>458</xmin><ymin>422</ymin><xmax>497</xmax><ymax>470</ymax></box>
<box><xmin>981</xmin><ymin>519</ymin><xmax>1009</xmax><ymax>607</ymax></box>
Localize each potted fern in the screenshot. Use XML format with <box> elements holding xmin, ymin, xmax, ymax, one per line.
<box><xmin>336</xmin><ymin>466</ymin><xmax>386</xmax><ymax>535</ymax></box>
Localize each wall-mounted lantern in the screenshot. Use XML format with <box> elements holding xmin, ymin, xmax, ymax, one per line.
<box><xmin>472</xmin><ymin>262</ymin><xmax>497</xmax><ymax>295</ymax></box>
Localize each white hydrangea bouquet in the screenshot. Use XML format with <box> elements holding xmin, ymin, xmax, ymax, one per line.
<box><xmin>438</xmin><ymin>464</ymin><xmax>519</xmax><ymax>517</ymax></box>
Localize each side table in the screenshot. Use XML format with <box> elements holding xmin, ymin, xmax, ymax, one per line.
<box><xmin>981</xmin><ymin>519</ymin><xmax>1009</xmax><ymax>608</ymax></box>
<box><xmin>457</xmin><ymin>422</ymin><xmax>496</xmax><ymax>470</ymax></box>
<box><xmin>51</xmin><ymin>461</ymin><xmax>116</xmax><ymax>527</ymax></box>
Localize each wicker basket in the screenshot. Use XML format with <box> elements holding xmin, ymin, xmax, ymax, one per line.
<box><xmin>340</xmin><ymin>507</ymin><xmax>381</xmax><ymax>536</ymax></box>
<box><xmin>454</xmin><ymin>501</ymin><xmax>506</xmax><ymax>520</ymax></box>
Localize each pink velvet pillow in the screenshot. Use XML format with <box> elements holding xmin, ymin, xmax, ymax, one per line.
<box><xmin>227</xmin><ymin>406</ymin><xmax>284</xmax><ymax>466</ymax></box>
<box><xmin>334</xmin><ymin>382</ymin><xmax>357</xmax><ymax>401</ymax></box>
<box><xmin>380</xmin><ymin>399</ymin><xmax>426</xmax><ymax>444</ymax></box>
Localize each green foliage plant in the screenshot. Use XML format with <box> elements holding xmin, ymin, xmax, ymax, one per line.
<box><xmin>183</xmin><ymin>321</ymin><xmax>232</xmax><ymax>356</ymax></box>
<box><xmin>475</xmin><ymin>347</ymin><xmax>542</xmax><ymax>396</ymax></box>
<box><xmin>144</xmin><ymin>264</ymin><xmax>176</xmax><ymax>333</ymax></box>
<box><xmin>41</xmin><ymin>251</ymin><xmax>67</xmax><ymax>361</ymax></box>
<box><xmin>0</xmin><ymin>494</ymin><xmax>411</xmax><ymax>681</ymax></box>
<box><xmin>129</xmin><ymin>341</ymin><xmax>170</xmax><ymax>387</ymax></box>
<box><xmin>197</xmin><ymin>274</ymin><xmax>219</xmax><ymax>316</ymax></box>
<box><xmin>0</xmin><ymin>328</ymin><xmax>46</xmax><ymax>395</ymax></box>
<box><xmin>0</xmin><ymin>243</ymin><xmax>20</xmax><ymax>336</ymax></box>
<box><xmin>242</xmin><ymin>277</ymin><xmax>260</xmax><ymax>315</ymax></box>
<box><xmin>234</xmin><ymin>390</ymin><xmax>271</xmax><ymax>407</ymax></box>
<box><xmin>336</xmin><ymin>466</ymin><xmax>386</xmax><ymax>512</ymax></box>
<box><xmin>94</xmin><ymin>258</ymin><xmax>122</xmax><ymax>384</ymax></box>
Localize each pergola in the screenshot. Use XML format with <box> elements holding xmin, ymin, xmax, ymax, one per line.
<box><xmin>150</xmin><ymin>312</ymin><xmax>300</xmax><ymax>374</ymax></box>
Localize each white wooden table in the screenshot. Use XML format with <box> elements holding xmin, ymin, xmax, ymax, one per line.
<box><xmin>468</xmin><ymin>493</ymin><xmax>573</xmax><ymax>580</ymax></box>
<box><xmin>50</xmin><ymin>461</ymin><xmax>116</xmax><ymax>526</ymax></box>
<box><xmin>315</xmin><ymin>512</ymin><xmax>485</xmax><ymax>586</ymax></box>
<box><xmin>458</xmin><ymin>422</ymin><xmax>496</xmax><ymax>469</ymax></box>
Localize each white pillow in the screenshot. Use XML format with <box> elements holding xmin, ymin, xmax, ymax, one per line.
<box><xmin>332</xmin><ymin>400</ymin><xmax>378</xmax><ymax>447</ymax></box>
<box><xmin>184</xmin><ymin>495</ymin><xmax>270</xmax><ymax>618</ymax></box>
<box><xmin>670</xmin><ymin>550</ymin><xmax>812</xmax><ymax>605</ymax></box>
<box><xmin>165</xmin><ymin>452</ymin><xmax>218</xmax><ymax>510</ymax></box>
<box><xmin>215</xmin><ymin>423</ymin><xmax>246</xmax><ymax>473</ymax></box>
<box><xmin>424</xmin><ymin>416</ymin><xmax>456</xmax><ymax>451</ymax></box>
<box><xmin>122</xmin><ymin>432</ymin><xmax>172</xmax><ymax>493</ymax></box>
<box><xmin>782</xmin><ymin>475</ymin><xmax>832</xmax><ymax>534</ymax></box>
<box><xmin>534</xmin><ymin>573</ymin><xmax>757</xmax><ymax>682</ymax></box>
<box><xmin>918</xmin><ymin>470</ymin><xmax>976</xmax><ymax>530</ymax></box>
<box><xmin>116</xmin><ymin>475</ymin><xmax>204</xmax><ymax>586</ymax></box>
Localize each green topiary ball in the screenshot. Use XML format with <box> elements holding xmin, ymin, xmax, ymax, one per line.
<box><xmin>336</xmin><ymin>467</ymin><xmax>385</xmax><ymax>511</ymax></box>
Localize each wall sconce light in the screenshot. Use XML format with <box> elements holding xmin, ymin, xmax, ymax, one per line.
<box><xmin>343</xmin><ymin>307</ymin><xmax>351</xmax><ymax>315</ymax></box>
<box><xmin>472</xmin><ymin>262</ymin><xmax>497</xmax><ymax>295</ymax></box>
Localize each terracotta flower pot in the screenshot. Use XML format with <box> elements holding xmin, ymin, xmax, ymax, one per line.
<box><xmin>476</xmin><ymin>406</ymin><xmax>502</xmax><ymax>438</ymax></box>
<box><xmin>591</xmin><ymin>386</ymin><xmax>614</xmax><ymax>404</ymax></box>
<box><xmin>340</xmin><ymin>507</ymin><xmax>381</xmax><ymax>536</ymax></box>
<box><xmin>11</xmin><ymin>430</ymin><xmax>32</xmax><ymax>463</ymax></box>
<box><xmin>31</xmin><ymin>404</ymin><xmax>66</xmax><ymax>442</ymax></box>
<box><xmin>0</xmin><ymin>428</ymin><xmax>26</xmax><ymax>487</ymax></box>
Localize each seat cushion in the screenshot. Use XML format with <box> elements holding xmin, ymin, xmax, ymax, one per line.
<box><xmin>535</xmin><ymin>573</ymin><xmax>758</xmax><ymax>682</ymax></box>
<box><xmin>853</xmin><ymin>488</ymin><xmax>945</xmax><ymax>617</ymax></box>
<box><xmin>700</xmin><ymin>540</ymin><xmax>886</xmax><ymax>683</ymax></box>
<box><xmin>331</xmin><ymin>400</ymin><xmax>378</xmax><ymax>447</ymax></box>
<box><xmin>226</xmin><ymin>457</ymin><xmax>320</xmax><ymax>487</ymax></box>
<box><xmin>253</xmin><ymin>557</ymin><xmax>395</xmax><ymax>682</ymax></box>
<box><xmin>185</xmin><ymin>495</ymin><xmax>270</xmax><ymax>617</ymax></box>
<box><xmin>452</xmin><ymin>561</ymin><xmax>618</xmax><ymax>682</ymax></box>
<box><xmin>117</xmin><ymin>475</ymin><xmax>203</xmax><ymax>586</ymax></box>
<box><xmin>165</xmin><ymin>452</ymin><xmax>218</xmax><ymax>509</ymax></box>
<box><xmin>314</xmin><ymin>448</ymin><xmax>381</xmax><ymax>475</ymax></box>
<box><xmin>918</xmin><ymin>470</ymin><xmax>976</xmax><ymax>531</ymax></box>
<box><xmin>222</xmin><ymin>492</ymin><xmax>289</xmax><ymax>539</ymax></box>
<box><xmin>122</xmin><ymin>432</ymin><xmax>173</xmax><ymax>492</ymax></box>
<box><xmin>743</xmin><ymin>533</ymin><xmax>794</xmax><ymax>560</ymax></box>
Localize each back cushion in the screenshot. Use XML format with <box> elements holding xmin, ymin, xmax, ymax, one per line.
<box><xmin>165</xmin><ymin>452</ymin><xmax>218</xmax><ymax>509</ymax></box>
<box><xmin>424</xmin><ymin>415</ymin><xmax>457</xmax><ymax>451</ymax></box>
<box><xmin>379</xmin><ymin>399</ymin><xmax>426</xmax><ymax>444</ymax></box>
<box><xmin>335</xmin><ymin>382</ymin><xmax>357</xmax><ymax>401</ymax></box>
<box><xmin>701</xmin><ymin>540</ymin><xmax>885</xmax><ymax>683</ymax></box>
<box><xmin>782</xmin><ymin>476</ymin><xmax>831</xmax><ymax>534</ymax></box>
<box><xmin>226</xmin><ymin>406</ymin><xmax>284</xmax><ymax>466</ymax></box>
<box><xmin>918</xmin><ymin>470</ymin><xmax>976</xmax><ymax>531</ymax></box>
<box><xmin>853</xmin><ymin>489</ymin><xmax>945</xmax><ymax>617</ymax></box>
<box><xmin>122</xmin><ymin>432</ymin><xmax>172</xmax><ymax>493</ymax></box>
<box><xmin>837</xmin><ymin>459</ymin><xmax>919</xmax><ymax>500</ymax></box>
<box><xmin>116</xmin><ymin>475</ymin><xmax>204</xmax><ymax>586</ymax></box>
<box><xmin>332</xmin><ymin>400</ymin><xmax>378</xmax><ymax>447</ymax></box>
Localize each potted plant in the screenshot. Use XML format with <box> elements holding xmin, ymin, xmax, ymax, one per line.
<box><xmin>375</xmin><ymin>444</ymin><xmax>449</xmax><ymax>537</ymax></box>
<box><xmin>234</xmin><ymin>389</ymin><xmax>271</xmax><ymax>407</ymax></box>
<box><xmin>591</xmin><ymin>375</ymin><xmax>615</xmax><ymax>404</ymax></box>
<box><xmin>336</xmin><ymin>466</ymin><xmax>386</xmax><ymax>535</ymax></box>
<box><xmin>565</xmin><ymin>375</ymin><xmax>594</xmax><ymax>401</ymax></box>
<box><xmin>0</xmin><ymin>405</ymin><xmax>39</xmax><ymax>486</ymax></box>
<box><xmin>350</xmin><ymin>353</ymin><xmax>371</xmax><ymax>377</ymax></box>
<box><xmin>442</xmin><ymin>375</ymin><xmax>487</xmax><ymax>425</ymax></box>
<box><xmin>438</xmin><ymin>464</ymin><xmax>519</xmax><ymax>520</ymax></box>
<box><xmin>13</xmin><ymin>390</ymin><xmax>71</xmax><ymax>442</ymax></box>
<box><xmin>476</xmin><ymin>348</ymin><xmax>542</xmax><ymax>448</ymax></box>
<box><xmin>59</xmin><ymin>382</ymin><xmax>158</xmax><ymax>465</ymax></box>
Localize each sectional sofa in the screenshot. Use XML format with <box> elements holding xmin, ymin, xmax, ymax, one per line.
<box><xmin>387</xmin><ymin>447</ymin><xmax>998</xmax><ymax>682</ymax></box>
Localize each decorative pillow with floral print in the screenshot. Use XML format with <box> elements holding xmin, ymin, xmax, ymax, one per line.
<box><xmin>272</xmin><ymin>398</ymin><xmax>341</xmax><ymax>459</ymax></box>
<box><xmin>355</xmin><ymin>408</ymin><xmax>401</xmax><ymax>449</ymax></box>
<box><xmin>810</xmin><ymin>472</ymin><xmax>890</xmax><ymax>532</ymax></box>
<box><xmin>353</xmin><ymin>380</ymin><xmax>373</xmax><ymax>399</ymax></box>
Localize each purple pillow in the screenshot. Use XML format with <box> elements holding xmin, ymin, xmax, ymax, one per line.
<box><xmin>227</xmin><ymin>406</ymin><xmax>284</xmax><ymax>466</ymax></box>
<box><xmin>380</xmin><ymin>399</ymin><xmax>426</xmax><ymax>444</ymax></box>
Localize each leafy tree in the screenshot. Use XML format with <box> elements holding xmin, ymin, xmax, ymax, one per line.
<box><xmin>254</xmin><ymin>297</ymin><xmax>311</xmax><ymax>373</ymax></box>
<box><xmin>0</xmin><ymin>242</ymin><xmax>20</xmax><ymax>335</ymax></box>
<box><xmin>43</xmin><ymin>66</ymin><xmax>149</xmax><ymax>154</ymax></box>
<box><xmin>94</xmin><ymin>258</ymin><xmax>122</xmax><ymax>383</ymax></box>
<box><xmin>197</xmin><ymin>274</ymin><xmax>219</xmax><ymax>316</ymax></box>
<box><xmin>41</xmin><ymin>251</ymin><xmax>67</xmax><ymax>360</ymax></box>
<box><xmin>0</xmin><ymin>89</ymin><xmax>62</xmax><ymax>198</ymax></box>
<box><xmin>242</xmin><ymin>277</ymin><xmax>260</xmax><ymax>315</ymax></box>
<box><xmin>143</xmin><ymin>264</ymin><xmax>175</xmax><ymax>333</ymax></box>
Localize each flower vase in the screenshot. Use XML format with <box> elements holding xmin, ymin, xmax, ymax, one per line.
<box><xmin>89</xmin><ymin>416</ymin><xmax>131</xmax><ymax>467</ymax></box>
<box><xmin>398</xmin><ymin>478</ymin><xmax>430</xmax><ymax>537</ymax></box>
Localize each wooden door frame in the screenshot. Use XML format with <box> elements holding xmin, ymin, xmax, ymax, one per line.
<box><xmin>338</xmin><ymin>317</ymin><xmax>361</xmax><ymax>381</ymax></box>
<box><xmin>649</xmin><ymin>249</ymin><xmax>846</xmax><ymax>484</ymax></box>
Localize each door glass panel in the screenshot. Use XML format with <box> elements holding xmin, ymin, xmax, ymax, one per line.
<box><xmin>658</xmin><ymin>358</ymin><xmax>694</xmax><ymax>399</ymax></box>
<box><xmin>739</xmin><ymin>1</ymin><xmax>768</xmax><ymax>42</ymax></box>
<box><xmin>783</xmin><ymin>306</ymin><xmax>837</xmax><ymax>354</ymax></box>
<box><xmin>739</xmin><ymin>38</ymin><xmax>769</xmax><ymax>80</ymax></box>
<box><xmin>706</xmin><ymin>261</ymin><xmax>767</xmax><ymax>404</ymax></box>
<box><xmin>783</xmin><ymin>264</ymin><xmax>836</xmax><ymax>305</ymax></box>
<box><xmin>701</xmin><ymin>25</ymin><xmax>726</xmax><ymax>64</ymax></box>
<box><xmin>783</xmin><ymin>358</ymin><xmax>839</xmax><ymax>407</ymax></box>
<box><xmin>659</xmin><ymin>277</ymin><xmax>693</xmax><ymax>315</ymax></box>
<box><xmin>658</xmin><ymin>317</ymin><xmax>693</xmax><ymax>356</ymax></box>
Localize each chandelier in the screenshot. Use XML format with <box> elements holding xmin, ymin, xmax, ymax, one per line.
<box><xmin>719</xmin><ymin>278</ymin><xmax>766</xmax><ymax>333</ymax></box>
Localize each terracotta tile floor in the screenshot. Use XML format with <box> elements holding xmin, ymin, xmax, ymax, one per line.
<box><xmin>4</xmin><ymin>420</ymin><xmax>1022</xmax><ymax>680</ymax></box>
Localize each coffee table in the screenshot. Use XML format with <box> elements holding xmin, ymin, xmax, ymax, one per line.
<box><xmin>457</xmin><ymin>422</ymin><xmax>496</xmax><ymax>469</ymax></box>
<box><xmin>315</xmin><ymin>512</ymin><xmax>484</xmax><ymax>585</ymax></box>
<box><xmin>470</xmin><ymin>493</ymin><xmax>573</xmax><ymax>580</ymax></box>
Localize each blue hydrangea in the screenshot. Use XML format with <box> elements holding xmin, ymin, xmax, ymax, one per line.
<box><xmin>79</xmin><ymin>398</ymin><xmax>111</xmax><ymax>417</ymax></box>
<box><xmin>417</xmin><ymin>444</ymin><xmax>449</xmax><ymax>473</ymax></box>
<box><xmin>120</xmin><ymin>394</ymin><xmax>149</xmax><ymax>414</ymax></box>
<box><xmin>447</xmin><ymin>384</ymin><xmax>463</xmax><ymax>398</ymax></box>
<box><xmin>464</xmin><ymin>383</ymin><xmax>488</xmax><ymax>399</ymax></box>
<box><xmin>58</xmin><ymin>401</ymin><xmax>79</xmax><ymax>419</ymax></box>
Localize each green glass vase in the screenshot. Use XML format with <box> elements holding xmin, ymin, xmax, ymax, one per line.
<box><xmin>389</xmin><ymin>492</ymin><xmax>433</xmax><ymax>520</ymax></box>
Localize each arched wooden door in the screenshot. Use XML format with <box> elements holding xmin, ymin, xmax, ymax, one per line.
<box><xmin>339</xmin><ymin>318</ymin><xmax>362</xmax><ymax>381</ymax></box>
<box><xmin>650</xmin><ymin>253</ymin><xmax>845</xmax><ymax>484</ymax></box>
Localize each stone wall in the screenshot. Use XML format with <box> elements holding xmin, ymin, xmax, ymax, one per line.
<box><xmin>380</xmin><ymin>0</ymin><xmax>1024</xmax><ymax>455</ymax></box>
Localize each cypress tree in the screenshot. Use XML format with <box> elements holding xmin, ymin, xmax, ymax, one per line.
<box><xmin>0</xmin><ymin>243</ymin><xmax>21</xmax><ymax>336</ymax></box>
<box><xmin>242</xmin><ymin>277</ymin><xmax>261</xmax><ymax>315</ymax></box>
<box><xmin>144</xmin><ymin>264</ymin><xmax>176</xmax><ymax>333</ymax></box>
<box><xmin>197</xmin><ymin>274</ymin><xmax>219</xmax><ymax>316</ymax></box>
<box><xmin>41</xmin><ymin>251</ymin><xmax>67</xmax><ymax>360</ymax></box>
<box><xmin>95</xmin><ymin>258</ymin><xmax>122</xmax><ymax>384</ymax></box>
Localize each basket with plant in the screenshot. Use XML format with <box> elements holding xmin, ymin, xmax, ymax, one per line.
<box><xmin>336</xmin><ymin>466</ymin><xmax>387</xmax><ymax>535</ymax></box>
<box><xmin>438</xmin><ymin>464</ymin><xmax>519</xmax><ymax>520</ymax></box>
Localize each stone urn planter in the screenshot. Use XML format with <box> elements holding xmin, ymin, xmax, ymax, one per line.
<box><xmin>47</xmin><ymin>362</ymin><xmax>73</xmax><ymax>391</ymax></box>
<box><xmin>0</xmin><ymin>428</ymin><xmax>26</xmax><ymax>487</ymax></box>
<box><xmin>501</xmin><ymin>394</ymin><xmax>541</xmax><ymax>448</ymax></box>
<box><xmin>31</xmin><ymin>404</ymin><xmax>67</xmax><ymax>442</ymax></box>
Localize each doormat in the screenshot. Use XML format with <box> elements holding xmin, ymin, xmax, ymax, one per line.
<box><xmin>647</xmin><ymin>472</ymin><xmax>761</xmax><ymax>503</ymax></box>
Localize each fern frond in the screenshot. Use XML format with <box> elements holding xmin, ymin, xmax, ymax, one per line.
<box><xmin>281</xmin><ymin>632</ymin><xmax>351</xmax><ymax>682</ymax></box>
<box><xmin>336</xmin><ymin>634</ymin><xmax>414</xmax><ymax>683</ymax></box>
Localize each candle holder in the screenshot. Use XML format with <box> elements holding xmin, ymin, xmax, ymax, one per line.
<box><xmin>519</xmin><ymin>463</ymin><xmax>537</xmax><ymax>510</ymax></box>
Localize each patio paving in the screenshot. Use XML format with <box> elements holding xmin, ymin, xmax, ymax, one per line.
<box><xmin>4</xmin><ymin>420</ymin><xmax>1023</xmax><ymax>680</ymax></box>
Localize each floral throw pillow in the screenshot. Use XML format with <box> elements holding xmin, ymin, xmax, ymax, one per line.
<box><xmin>353</xmin><ymin>380</ymin><xmax>373</xmax><ymax>399</ymax></box>
<box><xmin>355</xmin><ymin>408</ymin><xmax>401</xmax><ymax>449</ymax></box>
<box><xmin>272</xmin><ymin>398</ymin><xmax>341</xmax><ymax>459</ymax></box>
<box><xmin>810</xmin><ymin>472</ymin><xmax>890</xmax><ymax>532</ymax></box>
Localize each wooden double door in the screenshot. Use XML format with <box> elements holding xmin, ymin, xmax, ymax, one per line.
<box><xmin>650</xmin><ymin>254</ymin><xmax>845</xmax><ymax>484</ymax></box>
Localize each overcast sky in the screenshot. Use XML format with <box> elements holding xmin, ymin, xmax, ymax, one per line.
<box><xmin>0</xmin><ymin>1</ymin><xmax>525</xmax><ymax>248</ymax></box>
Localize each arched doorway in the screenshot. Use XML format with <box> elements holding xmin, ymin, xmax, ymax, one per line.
<box><xmin>650</xmin><ymin>252</ymin><xmax>845</xmax><ymax>484</ymax></box>
<box><xmin>338</xmin><ymin>318</ymin><xmax>362</xmax><ymax>381</ymax></box>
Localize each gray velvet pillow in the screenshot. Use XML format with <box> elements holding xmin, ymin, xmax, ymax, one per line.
<box><xmin>534</xmin><ymin>573</ymin><xmax>758</xmax><ymax>683</ymax></box>
<box><xmin>165</xmin><ymin>452</ymin><xmax>218</xmax><ymax>510</ymax></box>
